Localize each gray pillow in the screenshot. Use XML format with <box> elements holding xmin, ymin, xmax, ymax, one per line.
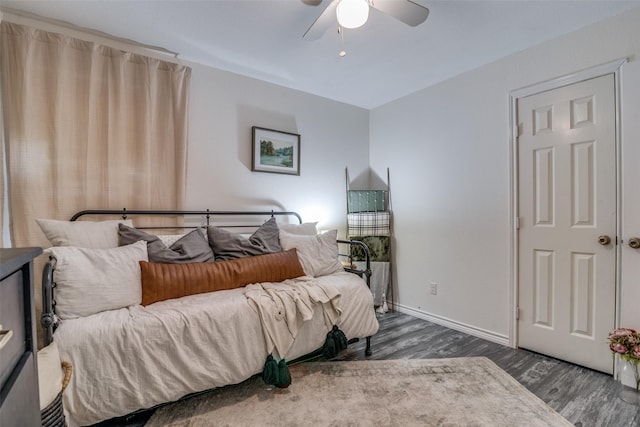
<box><xmin>118</xmin><ymin>224</ymin><xmax>214</xmax><ymax>263</ymax></box>
<box><xmin>207</xmin><ymin>217</ymin><xmax>281</xmax><ymax>261</ymax></box>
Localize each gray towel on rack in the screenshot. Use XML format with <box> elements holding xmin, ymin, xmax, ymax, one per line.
<box><xmin>354</xmin><ymin>261</ymin><xmax>389</xmax><ymax>307</ymax></box>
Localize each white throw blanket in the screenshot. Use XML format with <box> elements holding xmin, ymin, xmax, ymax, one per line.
<box><xmin>244</xmin><ymin>276</ymin><xmax>341</xmax><ymax>358</ymax></box>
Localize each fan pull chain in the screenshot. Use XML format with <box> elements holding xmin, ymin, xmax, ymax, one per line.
<box><xmin>338</xmin><ymin>26</ymin><xmax>346</xmax><ymax>57</ymax></box>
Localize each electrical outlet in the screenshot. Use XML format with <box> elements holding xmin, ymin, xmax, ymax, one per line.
<box><xmin>430</xmin><ymin>282</ymin><xmax>437</xmax><ymax>295</ymax></box>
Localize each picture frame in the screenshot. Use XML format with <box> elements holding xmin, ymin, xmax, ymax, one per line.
<box><xmin>251</xmin><ymin>126</ymin><xmax>300</xmax><ymax>175</ymax></box>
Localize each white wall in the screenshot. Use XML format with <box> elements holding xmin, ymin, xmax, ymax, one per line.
<box><xmin>185</xmin><ymin>63</ymin><xmax>370</xmax><ymax>235</ymax></box>
<box><xmin>370</xmin><ymin>7</ymin><xmax>640</xmax><ymax>340</ymax></box>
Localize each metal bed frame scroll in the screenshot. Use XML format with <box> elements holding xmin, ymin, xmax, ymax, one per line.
<box><xmin>41</xmin><ymin>209</ymin><xmax>373</xmax><ymax>355</ymax></box>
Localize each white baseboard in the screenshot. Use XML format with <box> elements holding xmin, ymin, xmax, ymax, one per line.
<box><xmin>390</xmin><ymin>302</ymin><xmax>511</xmax><ymax>347</ymax></box>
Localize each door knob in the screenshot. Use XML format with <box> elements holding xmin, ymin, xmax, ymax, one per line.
<box><xmin>629</xmin><ymin>237</ymin><xmax>640</xmax><ymax>249</ymax></box>
<box><xmin>598</xmin><ymin>235</ymin><xmax>611</xmax><ymax>245</ymax></box>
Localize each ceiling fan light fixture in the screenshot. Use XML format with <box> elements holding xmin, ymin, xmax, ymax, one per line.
<box><xmin>336</xmin><ymin>0</ymin><xmax>369</xmax><ymax>29</ymax></box>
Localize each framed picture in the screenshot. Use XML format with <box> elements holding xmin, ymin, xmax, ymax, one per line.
<box><xmin>252</xmin><ymin>126</ymin><xmax>300</xmax><ymax>175</ymax></box>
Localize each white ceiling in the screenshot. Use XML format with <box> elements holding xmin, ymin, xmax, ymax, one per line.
<box><xmin>3</xmin><ymin>0</ymin><xmax>640</xmax><ymax>109</ymax></box>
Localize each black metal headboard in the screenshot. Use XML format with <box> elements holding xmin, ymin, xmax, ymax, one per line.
<box><xmin>70</xmin><ymin>208</ymin><xmax>303</xmax><ymax>229</ymax></box>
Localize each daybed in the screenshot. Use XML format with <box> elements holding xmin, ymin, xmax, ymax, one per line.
<box><xmin>39</xmin><ymin>209</ymin><xmax>379</xmax><ymax>426</ymax></box>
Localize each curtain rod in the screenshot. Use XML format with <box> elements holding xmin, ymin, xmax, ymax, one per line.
<box><xmin>0</xmin><ymin>7</ymin><xmax>180</xmax><ymax>59</ymax></box>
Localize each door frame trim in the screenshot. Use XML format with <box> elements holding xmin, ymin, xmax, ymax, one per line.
<box><xmin>508</xmin><ymin>58</ymin><xmax>627</xmax><ymax>348</ymax></box>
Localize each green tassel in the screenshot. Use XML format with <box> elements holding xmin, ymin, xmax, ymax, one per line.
<box><xmin>262</xmin><ymin>354</ymin><xmax>279</xmax><ymax>386</ymax></box>
<box><xmin>323</xmin><ymin>326</ymin><xmax>349</xmax><ymax>359</ymax></box>
<box><xmin>333</xmin><ymin>325</ymin><xmax>348</xmax><ymax>352</ymax></box>
<box><xmin>276</xmin><ymin>359</ymin><xmax>291</xmax><ymax>388</ymax></box>
<box><xmin>323</xmin><ymin>330</ymin><xmax>338</xmax><ymax>358</ymax></box>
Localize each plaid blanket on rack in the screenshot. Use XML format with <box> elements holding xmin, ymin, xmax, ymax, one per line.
<box><xmin>347</xmin><ymin>212</ymin><xmax>390</xmax><ymax>237</ymax></box>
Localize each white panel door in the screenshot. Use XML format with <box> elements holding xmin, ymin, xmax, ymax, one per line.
<box><xmin>518</xmin><ymin>74</ymin><xmax>616</xmax><ymax>373</ymax></box>
<box><xmin>621</xmin><ymin>61</ymin><xmax>640</xmax><ymax>328</ymax></box>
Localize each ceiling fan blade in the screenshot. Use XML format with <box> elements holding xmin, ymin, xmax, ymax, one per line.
<box><xmin>301</xmin><ymin>0</ymin><xmax>324</xmax><ymax>5</ymax></box>
<box><xmin>303</xmin><ymin>0</ymin><xmax>339</xmax><ymax>40</ymax></box>
<box><xmin>369</xmin><ymin>0</ymin><xmax>429</xmax><ymax>27</ymax></box>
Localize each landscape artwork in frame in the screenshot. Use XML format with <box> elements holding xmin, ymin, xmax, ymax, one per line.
<box><xmin>252</xmin><ymin>126</ymin><xmax>300</xmax><ymax>175</ymax></box>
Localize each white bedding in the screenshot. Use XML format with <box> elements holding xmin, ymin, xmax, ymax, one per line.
<box><xmin>54</xmin><ymin>271</ymin><xmax>378</xmax><ymax>426</ymax></box>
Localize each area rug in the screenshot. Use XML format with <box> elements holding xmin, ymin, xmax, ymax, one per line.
<box><xmin>145</xmin><ymin>357</ymin><xmax>572</xmax><ymax>426</ymax></box>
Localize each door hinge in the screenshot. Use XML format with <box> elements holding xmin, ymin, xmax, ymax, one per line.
<box><xmin>516</xmin><ymin>307</ymin><xmax>520</xmax><ymax>320</ymax></box>
<box><xmin>518</xmin><ymin>123</ymin><xmax>524</xmax><ymax>137</ymax></box>
<box><xmin>515</xmin><ymin>217</ymin><xmax>521</xmax><ymax>230</ymax></box>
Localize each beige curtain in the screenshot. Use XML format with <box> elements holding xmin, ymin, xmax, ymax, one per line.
<box><xmin>0</xmin><ymin>22</ymin><xmax>190</xmax><ymax>249</ymax></box>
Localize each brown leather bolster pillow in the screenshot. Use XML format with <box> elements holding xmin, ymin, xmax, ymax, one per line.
<box><xmin>140</xmin><ymin>248</ymin><xmax>305</xmax><ymax>306</ymax></box>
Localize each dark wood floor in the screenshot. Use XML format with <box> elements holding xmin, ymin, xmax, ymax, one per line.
<box><xmin>339</xmin><ymin>311</ymin><xmax>640</xmax><ymax>427</ymax></box>
<box><xmin>97</xmin><ymin>310</ymin><xmax>639</xmax><ymax>426</ymax></box>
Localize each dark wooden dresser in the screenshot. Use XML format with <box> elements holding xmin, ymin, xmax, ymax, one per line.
<box><xmin>0</xmin><ymin>247</ymin><xmax>42</xmax><ymax>426</ymax></box>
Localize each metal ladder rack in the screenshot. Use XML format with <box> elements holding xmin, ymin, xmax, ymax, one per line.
<box><xmin>345</xmin><ymin>167</ymin><xmax>392</xmax><ymax>311</ymax></box>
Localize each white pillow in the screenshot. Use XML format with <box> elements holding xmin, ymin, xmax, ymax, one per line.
<box><xmin>45</xmin><ymin>241</ymin><xmax>148</xmax><ymax>319</ymax></box>
<box><xmin>279</xmin><ymin>229</ymin><xmax>343</xmax><ymax>277</ymax></box>
<box><xmin>36</xmin><ymin>218</ymin><xmax>133</xmax><ymax>248</ymax></box>
<box><xmin>279</xmin><ymin>222</ymin><xmax>318</xmax><ymax>235</ymax></box>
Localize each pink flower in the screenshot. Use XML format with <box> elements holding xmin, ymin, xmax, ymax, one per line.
<box><xmin>610</xmin><ymin>342</ymin><xmax>628</xmax><ymax>354</ymax></box>
<box><xmin>609</xmin><ymin>328</ymin><xmax>637</xmax><ymax>339</ymax></box>
<box><xmin>608</xmin><ymin>328</ymin><xmax>640</xmax><ymax>363</ymax></box>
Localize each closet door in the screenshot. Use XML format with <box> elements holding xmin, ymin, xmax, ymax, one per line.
<box><xmin>517</xmin><ymin>74</ymin><xmax>616</xmax><ymax>374</ymax></box>
<box><xmin>620</xmin><ymin>60</ymin><xmax>640</xmax><ymax>328</ymax></box>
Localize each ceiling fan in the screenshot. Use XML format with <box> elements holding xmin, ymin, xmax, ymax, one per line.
<box><xmin>303</xmin><ymin>0</ymin><xmax>430</xmax><ymax>40</ymax></box>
